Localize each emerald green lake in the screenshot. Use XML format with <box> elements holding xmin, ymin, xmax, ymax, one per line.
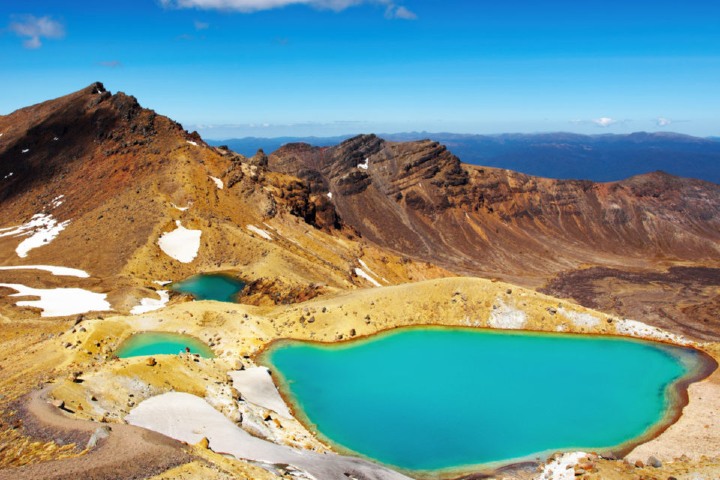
<box><xmin>263</xmin><ymin>327</ymin><xmax>708</xmax><ymax>474</ymax></box>
<box><xmin>171</xmin><ymin>273</ymin><xmax>245</xmax><ymax>302</ymax></box>
<box><xmin>115</xmin><ymin>332</ymin><xmax>214</xmax><ymax>358</ymax></box>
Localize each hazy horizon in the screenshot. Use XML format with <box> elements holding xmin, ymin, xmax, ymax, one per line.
<box><xmin>196</xmin><ymin>127</ymin><xmax>720</xmax><ymax>141</ymax></box>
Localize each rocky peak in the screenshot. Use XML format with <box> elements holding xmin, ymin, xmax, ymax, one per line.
<box><xmin>89</xmin><ymin>81</ymin><xmax>107</xmax><ymax>94</ymax></box>
<box><xmin>249</xmin><ymin>149</ymin><xmax>269</xmax><ymax>167</ymax></box>
<box><xmin>0</xmin><ymin>82</ymin><xmax>206</xmax><ymax>210</ymax></box>
<box><xmin>335</xmin><ymin>134</ymin><xmax>384</xmax><ymax>159</ymax></box>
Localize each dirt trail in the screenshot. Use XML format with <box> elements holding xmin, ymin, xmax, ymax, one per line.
<box><xmin>0</xmin><ymin>387</ymin><xmax>192</xmax><ymax>480</ymax></box>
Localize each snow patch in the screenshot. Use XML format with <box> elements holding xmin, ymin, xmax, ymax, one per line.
<box><xmin>327</xmin><ymin>192</ymin><xmax>333</xmax><ymax>200</ymax></box>
<box><xmin>171</xmin><ymin>203</ymin><xmax>189</xmax><ymax>212</ymax></box>
<box><xmin>0</xmin><ymin>213</ymin><xmax>70</xmax><ymax>258</ymax></box>
<box><xmin>559</xmin><ymin>308</ymin><xmax>600</xmax><ymax>328</ymax></box>
<box><xmin>229</xmin><ymin>367</ymin><xmax>292</xmax><ymax>419</ymax></box>
<box><xmin>354</xmin><ymin>268</ymin><xmax>381</xmax><ymax>287</ymax></box>
<box><xmin>0</xmin><ymin>283</ymin><xmax>111</xmax><ymax>317</ymax></box>
<box><xmin>488</xmin><ymin>300</ymin><xmax>527</xmax><ymax>329</ymax></box>
<box><xmin>131</xmin><ymin>290</ymin><xmax>170</xmax><ymax>315</ymax></box>
<box><xmin>0</xmin><ymin>265</ymin><xmax>89</xmax><ymax>278</ymax></box>
<box><xmin>186</xmin><ymin>140</ymin><xmax>198</xmax><ymax>146</ymax></box>
<box><xmin>154</xmin><ymin>280</ymin><xmax>172</xmax><ymax>286</ymax></box>
<box><xmin>536</xmin><ymin>452</ymin><xmax>587</xmax><ymax>480</ymax></box>
<box><xmin>615</xmin><ymin>318</ymin><xmax>687</xmax><ymax>344</ymax></box>
<box><xmin>357</xmin><ymin>158</ymin><xmax>369</xmax><ymax>170</ymax></box>
<box><xmin>2</xmin><ymin>172</ymin><xmax>12</xmax><ymax>180</ymax></box>
<box><xmin>158</xmin><ymin>221</ymin><xmax>202</xmax><ymax>263</ymax></box>
<box><xmin>247</xmin><ymin>225</ymin><xmax>272</xmax><ymax>240</ymax></box>
<box><xmin>209</xmin><ymin>176</ymin><xmax>224</xmax><ymax>189</ymax></box>
<box><xmin>21</xmin><ymin>149</ymin><xmax>29</xmax><ymax>153</ymax></box>
<box><xmin>357</xmin><ymin>259</ymin><xmax>388</xmax><ymax>285</ymax></box>
<box><xmin>53</xmin><ymin>136</ymin><xmax>59</xmax><ymax>141</ymax></box>
<box><xmin>126</xmin><ymin>392</ymin><xmax>409</xmax><ymax>480</ymax></box>
<box><xmin>50</xmin><ymin>195</ymin><xmax>65</xmax><ymax>208</ymax></box>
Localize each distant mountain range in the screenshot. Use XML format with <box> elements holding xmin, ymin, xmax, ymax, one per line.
<box><xmin>208</xmin><ymin>131</ymin><xmax>720</xmax><ymax>184</ymax></box>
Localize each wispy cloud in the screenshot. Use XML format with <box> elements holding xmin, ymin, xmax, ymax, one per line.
<box><xmin>194</xmin><ymin>20</ymin><xmax>209</xmax><ymax>30</ymax></box>
<box><xmin>160</xmin><ymin>0</ymin><xmax>357</xmax><ymax>12</ymax></box>
<box><xmin>385</xmin><ymin>5</ymin><xmax>416</xmax><ymax>19</ymax></box>
<box><xmin>656</xmin><ymin>116</ymin><xmax>672</xmax><ymax>127</ymax></box>
<box><xmin>592</xmin><ymin>117</ymin><xmax>618</xmax><ymax>127</ymax></box>
<box><xmin>99</xmin><ymin>60</ymin><xmax>122</xmax><ymax>68</ymax></box>
<box><xmin>160</xmin><ymin>0</ymin><xmax>416</xmax><ymax>18</ymax></box>
<box><xmin>570</xmin><ymin>117</ymin><xmax>630</xmax><ymax>128</ymax></box>
<box><xmin>8</xmin><ymin>15</ymin><xmax>65</xmax><ymax>49</ymax></box>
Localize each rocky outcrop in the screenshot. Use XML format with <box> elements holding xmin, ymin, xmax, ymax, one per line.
<box><xmin>269</xmin><ymin>134</ymin><xmax>720</xmax><ymax>281</ymax></box>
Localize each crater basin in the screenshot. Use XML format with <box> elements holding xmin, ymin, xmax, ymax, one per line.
<box><xmin>261</xmin><ymin>327</ymin><xmax>712</xmax><ymax>476</ymax></box>
<box><xmin>115</xmin><ymin>332</ymin><xmax>214</xmax><ymax>358</ymax></box>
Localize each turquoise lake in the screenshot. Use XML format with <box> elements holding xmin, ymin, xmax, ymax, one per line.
<box><xmin>263</xmin><ymin>327</ymin><xmax>706</xmax><ymax>474</ymax></box>
<box><xmin>115</xmin><ymin>332</ymin><xmax>214</xmax><ymax>358</ymax></box>
<box><xmin>171</xmin><ymin>273</ymin><xmax>245</xmax><ymax>302</ymax></box>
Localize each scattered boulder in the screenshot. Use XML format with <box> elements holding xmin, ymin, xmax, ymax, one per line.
<box><xmin>86</xmin><ymin>426</ymin><xmax>111</xmax><ymax>449</ymax></box>
<box><xmin>146</xmin><ymin>357</ymin><xmax>157</xmax><ymax>367</ymax></box>
<box><xmin>230</xmin><ymin>387</ymin><xmax>243</xmax><ymax>401</ymax></box>
<box><xmin>647</xmin><ymin>456</ymin><xmax>662</xmax><ymax>468</ymax></box>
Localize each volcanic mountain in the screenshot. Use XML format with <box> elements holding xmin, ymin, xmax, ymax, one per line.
<box><xmin>269</xmin><ymin>135</ymin><xmax>720</xmax><ymax>339</ymax></box>
<box><xmin>0</xmin><ymin>83</ymin><xmax>447</xmax><ymax>317</ymax></box>
<box><xmin>212</xmin><ymin>131</ymin><xmax>720</xmax><ymax>183</ymax></box>
<box><xmin>2</xmin><ymin>83</ymin><xmax>719</xmax><ymax>338</ymax></box>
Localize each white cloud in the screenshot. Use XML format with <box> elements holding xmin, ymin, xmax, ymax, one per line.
<box><xmin>8</xmin><ymin>15</ymin><xmax>65</xmax><ymax>49</ymax></box>
<box><xmin>160</xmin><ymin>0</ymin><xmax>359</xmax><ymax>12</ymax></box>
<box><xmin>385</xmin><ymin>5</ymin><xmax>416</xmax><ymax>19</ymax></box>
<box><xmin>656</xmin><ymin>116</ymin><xmax>672</xmax><ymax>127</ymax></box>
<box><xmin>592</xmin><ymin>117</ymin><xmax>618</xmax><ymax>127</ymax></box>
<box><xmin>570</xmin><ymin>117</ymin><xmax>630</xmax><ymax>128</ymax></box>
<box><xmin>160</xmin><ymin>0</ymin><xmax>414</xmax><ymax>17</ymax></box>
<box><xmin>194</xmin><ymin>20</ymin><xmax>210</xmax><ymax>30</ymax></box>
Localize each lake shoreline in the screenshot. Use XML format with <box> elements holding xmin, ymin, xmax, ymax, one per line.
<box><xmin>258</xmin><ymin>325</ymin><xmax>718</xmax><ymax>479</ymax></box>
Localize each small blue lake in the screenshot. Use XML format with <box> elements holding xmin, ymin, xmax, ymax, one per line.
<box><xmin>115</xmin><ymin>332</ymin><xmax>214</xmax><ymax>358</ymax></box>
<box><xmin>262</xmin><ymin>327</ymin><xmax>711</xmax><ymax>475</ymax></box>
<box><xmin>171</xmin><ymin>273</ymin><xmax>245</xmax><ymax>302</ymax></box>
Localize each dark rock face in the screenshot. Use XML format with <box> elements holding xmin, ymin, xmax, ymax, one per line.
<box><xmin>336</xmin><ymin>170</ymin><xmax>371</xmax><ymax>196</ymax></box>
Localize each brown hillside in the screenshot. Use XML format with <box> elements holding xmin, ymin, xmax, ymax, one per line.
<box><xmin>270</xmin><ymin>134</ymin><xmax>720</xmax><ymax>339</ymax></box>
<box><xmin>0</xmin><ymin>85</ymin><xmax>448</xmax><ymax>317</ymax></box>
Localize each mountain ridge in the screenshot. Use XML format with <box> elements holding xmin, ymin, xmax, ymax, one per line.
<box><xmin>3</xmin><ymin>85</ymin><xmax>719</xmax><ymax>340</ymax></box>
<box><xmin>210</xmin><ymin>131</ymin><xmax>720</xmax><ymax>183</ymax></box>
<box><xmin>270</xmin><ymin>133</ymin><xmax>720</xmax><ymax>339</ymax></box>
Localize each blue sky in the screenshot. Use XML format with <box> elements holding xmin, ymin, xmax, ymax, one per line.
<box><xmin>1</xmin><ymin>0</ymin><xmax>719</xmax><ymax>138</ymax></box>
